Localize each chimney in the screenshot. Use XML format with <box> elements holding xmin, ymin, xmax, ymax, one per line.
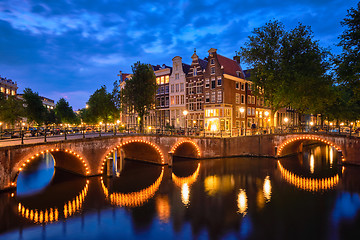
<box><xmin>233</xmin><ymin>51</ymin><xmax>240</xmax><ymax>64</ymax></box>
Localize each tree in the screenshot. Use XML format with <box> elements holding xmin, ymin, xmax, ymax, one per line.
<box><xmin>55</xmin><ymin>98</ymin><xmax>77</xmax><ymax>124</ymax></box>
<box><xmin>86</xmin><ymin>86</ymin><xmax>118</xmax><ymax>131</ymax></box>
<box><xmin>0</xmin><ymin>93</ymin><xmax>24</xmax><ymax>127</ymax></box>
<box><xmin>122</xmin><ymin>62</ymin><xmax>157</xmax><ymax>132</ymax></box>
<box><xmin>334</xmin><ymin>2</ymin><xmax>360</xmax><ymax>121</ymax></box>
<box><xmin>280</xmin><ymin>23</ymin><xmax>333</xmax><ymax>116</ymax></box>
<box><xmin>240</xmin><ymin>20</ymin><xmax>289</xmax><ymax>125</ymax></box>
<box><xmin>22</xmin><ymin>88</ymin><xmax>46</xmax><ymax>125</ymax></box>
<box><xmin>240</xmin><ymin>20</ymin><xmax>333</xmax><ymax>125</ymax></box>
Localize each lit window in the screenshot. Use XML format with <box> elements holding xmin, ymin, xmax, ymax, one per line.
<box><xmin>211</xmin><ymin>91</ymin><xmax>216</xmax><ymax>103</ymax></box>
<box><xmin>217</xmin><ymin>91</ymin><xmax>222</xmax><ymax>103</ymax></box>
<box><xmin>165</xmin><ymin>75</ymin><xmax>169</xmax><ymax>83</ymax></box>
<box><xmin>205</xmin><ymin>92</ymin><xmax>210</xmax><ymax>103</ymax></box>
<box><xmin>161</xmin><ymin>76</ymin><xmax>164</xmax><ymax>84</ymax></box>
<box><xmin>180</xmin><ymin>83</ymin><xmax>184</xmax><ymax>92</ymax></box>
<box><xmin>171</xmin><ymin>96</ymin><xmax>175</xmax><ymax>105</ymax></box>
<box><xmin>236</xmin><ymin>93</ymin><xmax>240</xmax><ymax>104</ymax></box>
<box><xmin>205</xmin><ymin>79</ymin><xmax>210</xmax><ymax>88</ymax></box>
<box><xmin>156</xmin><ymin>77</ymin><xmax>160</xmax><ymax>85</ymax></box>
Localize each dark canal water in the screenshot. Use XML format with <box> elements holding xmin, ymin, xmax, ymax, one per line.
<box><xmin>1</xmin><ymin>144</ymin><xmax>360</xmax><ymax>240</ymax></box>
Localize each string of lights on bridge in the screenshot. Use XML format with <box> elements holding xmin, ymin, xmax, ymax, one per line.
<box><xmin>277</xmin><ymin>135</ymin><xmax>345</xmax><ymax>162</ymax></box>
<box><xmin>12</xmin><ymin>149</ymin><xmax>89</xmax><ymax>187</ymax></box>
<box><xmin>100</xmin><ymin>139</ymin><xmax>166</xmax><ymax>174</ymax></box>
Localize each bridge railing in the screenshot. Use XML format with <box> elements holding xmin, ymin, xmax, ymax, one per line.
<box><xmin>0</xmin><ymin>124</ymin><xmax>359</xmax><ymax>146</ymax></box>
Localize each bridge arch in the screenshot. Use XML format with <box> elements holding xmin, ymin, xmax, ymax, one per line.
<box><xmin>170</xmin><ymin>140</ymin><xmax>201</xmax><ymax>159</ymax></box>
<box><xmin>277</xmin><ymin>135</ymin><xmax>345</xmax><ymax>162</ymax></box>
<box><xmin>99</xmin><ymin>139</ymin><xmax>165</xmax><ymax>174</ymax></box>
<box><xmin>12</xmin><ymin>148</ymin><xmax>90</xmax><ymax>186</ymax></box>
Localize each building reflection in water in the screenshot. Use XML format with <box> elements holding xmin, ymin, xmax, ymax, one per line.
<box><xmin>237</xmin><ymin>189</ymin><xmax>248</xmax><ymax>216</ymax></box>
<box><xmin>263</xmin><ymin>176</ymin><xmax>271</xmax><ymax>203</ymax></box>
<box><xmin>172</xmin><ymin>163</ymin><xmax>201</xmax><ymax>207</ymax></box>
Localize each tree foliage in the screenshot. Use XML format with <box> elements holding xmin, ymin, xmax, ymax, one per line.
<box><xmin>22</xmin><ymin>88</ymin><xmax>46</xmax><ymax>125</ymax></box>
<box><xmin>55</xmin><ymin>98</ymin><xmax>78</xmax><ymax>124</ymax></box>
<box><xmin>0</xmin><ymin>93</ymin><xmax>24</xmax><ymax>127</ymax></box>
<box><xmin>121</xmin><ymin>62</ymin><xmax>157</xmax><ymax>132</ymax></box>
<box><xmin>240</xmin><ymin>20</ymin><xmax>332</xmax><ymax>123</ymax></box>
<box><xmin>332</xmin><ymin>2</ymin><xmax>360</xmax><ymax>121</ymax></box>
<box><xmin>86</xmin><ymin>86</ymin><xmax>118</xmax><ymax>129</ymax></box>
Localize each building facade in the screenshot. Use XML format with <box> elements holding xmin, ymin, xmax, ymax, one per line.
<box><xmin>185</xmin><ymin>50</ymin><xmax>208</xmax><ymax>130</ymax></box>
<box><xmin>169</xmin><ymin>56</ymin><xmax>190</xmax><ymax>128</ymax></box>
<box><xmin>0</xmin><ymin>76</ymin><xmax>17</xmax><ymax>97</ymax></box>
<box><xmin>153</xmin><ymin>64</ymin><xmax>172</xmax><ymax>128</ymax></box>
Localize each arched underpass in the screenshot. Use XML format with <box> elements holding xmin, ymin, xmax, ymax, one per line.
<box><xmin>12</xmin><ymin>150</ymin><xmax>89</xmax><ymax>187</ymax></box>
<box><xmin>171</xmin><ymin>140</ymin><xmax>201</xmax><ymax>160</ymax></box>
<box><xmin>277</xmin><ymin>136</ymin><xmax>345</xmax><ymax>162</ymax></box>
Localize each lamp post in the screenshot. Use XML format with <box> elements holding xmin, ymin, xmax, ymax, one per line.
<box><xmin>264</xmin><ymin>111</ymin><xmax>269</xmax><ymax>133</ymax></box>
<box><xmin>239</xmin><ymin>107</ymin><xmax>245</xmax><ymax>135</ymax></box>
<box><xmin>183</xmin><ymin>110</ymin><xmax>188</xmax><ymax>136</ymax></box>
<box><xmin>283</xmin><ymin>117</ymin><xmax>289</xmax><ymax>133</ymax></box>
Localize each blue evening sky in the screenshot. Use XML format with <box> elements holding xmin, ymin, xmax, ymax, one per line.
<box><xmin>0</xmin><ymin>0</ymin><xmax>358</xmax><ymax>110</ymax></box>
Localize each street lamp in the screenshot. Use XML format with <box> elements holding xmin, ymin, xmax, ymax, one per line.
<box><xmin>239</xmin><ymin>107</ymin><xmax>245</xmax><ymax>135</ymax></box>
<box><xmin>183</xmin><ymin>110</ymin><xmax>188</xmax><ymax>135</ymax></box>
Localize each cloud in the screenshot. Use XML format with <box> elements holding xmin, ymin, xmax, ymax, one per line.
<box><xmin>0</xmin><ymin>0</ymin><xmax>358</xmax><ymax>109</ymax></box>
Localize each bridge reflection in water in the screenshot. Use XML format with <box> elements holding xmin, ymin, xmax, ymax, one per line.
<box><xmin>2</xmin><ymin>142</ymin><xmax>360</xmax><ymax>240</ymax></box>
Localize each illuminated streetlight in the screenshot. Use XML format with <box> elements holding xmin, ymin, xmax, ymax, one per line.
<box><xmin>284</xmin><ymin>117</ymin><xmax>289</xmax><ymax>123</ymax></box>
<box><xmin>239</xmin><ymin>107</ymin><xmax>245</xmax><ymax>113</ymax></box>
<box><xmin>116</xmin><ymin>120</ymin><xmax>120</xmax><ymax>124</ymax></box>
<box><xmin>85</xmin><ymin>104</ymin><xmax>89</xmax><ymax>109</ymax></box>
<box><xmin>310</xmin><ymin>121</ymin><xmax>314</xmax><ymax>126</ymax></box>
<box><xmin>183</xmin><ymin>110</ymin><xmax>188</xmax><ymax>135</ymax></box>
<box><xmin>264</xmin><ymin>111</ymin><xmax>269</xmax><ymax>117</ymax></box>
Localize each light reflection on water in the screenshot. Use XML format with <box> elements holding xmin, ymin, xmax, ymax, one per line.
<box><xmin>16</xmin><ymin>153</ymin><xmax>55</xmax><ymax>196</ymax></box>
<box><xmin>1</xmin><ymin>144</ymin><xmax>360</xmax><ymax>240</ymax></box>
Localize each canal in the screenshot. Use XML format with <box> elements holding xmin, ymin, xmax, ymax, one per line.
<box><xmin>1</xmin><ymin>143</ymin><xmax>360</xmax><ymax>240</ymax></box>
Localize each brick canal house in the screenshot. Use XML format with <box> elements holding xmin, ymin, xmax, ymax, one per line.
<box><xmin>153</xmin><ymin>64</ymin><xmax>172</xmax><ymax>129</ymax></box>
<box><xmin>169</xmin><ymin>56</ymin><xmax>190</xmax><ymax>129</ymax></box>
<box><xmin>185</xmin><ymin>50</ymin><xmax>208</xmax><ymax>131</ymax></box>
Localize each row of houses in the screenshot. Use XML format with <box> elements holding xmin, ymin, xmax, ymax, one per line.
<box><xmin>119</xmin><ymin>48</ymin><xmax>299</xmax><ymax>134</ymax></box>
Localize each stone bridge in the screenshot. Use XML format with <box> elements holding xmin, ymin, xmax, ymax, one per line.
<box><xmin>0</xmin><ymin>133</ymin><xmax>359</xmax><ymax>191</ymax></box>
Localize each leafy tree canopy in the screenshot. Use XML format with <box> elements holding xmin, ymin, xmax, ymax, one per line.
<box><xmin>122</xmin><ymin>62</ymin><xmax>157</xmax><ymax>132</ymax></box>
<box><xmin>22</xmin><ymin>88</ymin><xmax>46</xmax><ymax>125</ymax></box>
<box><xmin>55</xmin><ymin>98</ymin><xmax>78</xmax><ymax>124</ymax></box>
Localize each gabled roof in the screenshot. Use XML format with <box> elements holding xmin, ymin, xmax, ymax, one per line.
<box><xmin>198</xmin><ymin>59</ymin><xmax>208</xmax><ymax>70</ymax></box>
<box><xmin>217</xmin><ymin>54</ymin><xmax>245</xmax><ymax>78</ymax></box>
<box><xmin>182</xmin><ymin>63</ymin><xmax>191</xmax><ymax>74</ymax></box>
